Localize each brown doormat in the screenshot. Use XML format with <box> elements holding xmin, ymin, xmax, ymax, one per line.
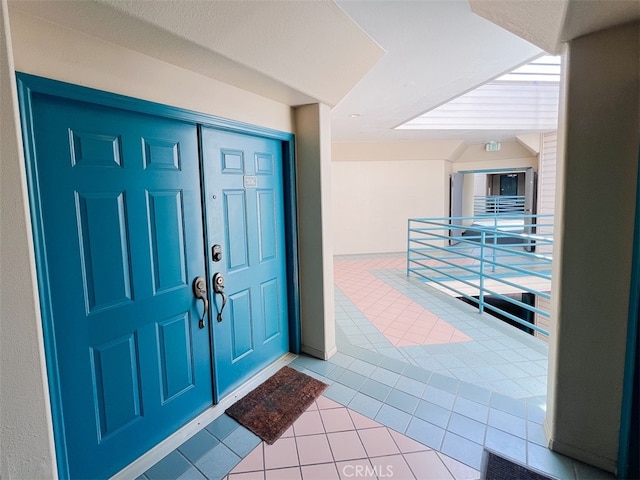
<box><xmin>481</xmin><ymin>450</ymin><xmax>555</xmax><ymax>480</ymax></box>
<box><xmin>225</xmin><ymin>366</ymin><xmax>328</xmax><ymax>445</ymax></box>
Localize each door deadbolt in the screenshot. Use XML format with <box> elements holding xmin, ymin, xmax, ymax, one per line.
<box><xmin>212</xmin><ymin>244</ymin><xmax>222</xmax><ymax>262</ymax></box>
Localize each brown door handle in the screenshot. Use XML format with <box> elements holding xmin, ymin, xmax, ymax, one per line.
<box><xmin>193</xmin><ymin>277</ymin><xmax>208</xmax><ymax>329</ymax></box>
<box><xmin>213</xmin><ymin>273</ymin><xmax>227</xmax><ymax>322</ymax></box>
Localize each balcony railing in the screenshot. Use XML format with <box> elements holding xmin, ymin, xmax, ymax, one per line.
<box><xmin>474</xmin><ymin>195</ymin><xmax>526</xmax><ymax>216</ymax></box>
<box><xmin>407</xmin><ymin>214</ymin><xmax>553</xmax><ymax>337</ymax></box>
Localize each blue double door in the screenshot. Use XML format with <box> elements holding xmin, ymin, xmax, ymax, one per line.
<box><xmin>26</xmin><ymin>90</ymin><xmax>289</xmax><ymax>479</ymax></box>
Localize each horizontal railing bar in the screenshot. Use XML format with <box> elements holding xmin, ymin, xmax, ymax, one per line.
<box><xmin>409</xmin><ymin>257</ymin><xmax>487</xmax><ymax>281</ymax></box>
<box><xmin>409</xmin><ymin>213</ymin><xmax>554</xmax><ymax>222</ymax></box>
<box><xmin>409</xmin><ymin>257</ymin><xmax>491</xmax><ymax>287</ymax></box>
<box><xmin>410</xmin><ymin>250</ymin><xmax>552</xmax><ymax>268</ymax></box>
<box><xmin>408</xmin><ymin>235</ymin><xmax>553</xmax><ymax>256</ymax></box>
<box><xmin>418</xmin><ymin>270</ymin><xmax>553</xmax><ymax>290</ymax></box>
<box><xmin>410</xmin><ymin>254</ymin><xmax>551</xmax><ymax>280</ymax></box>
<box><xmin>412</xmin><ymin>245</ymin><xmax>554</xmax><ymax>266</ymax></box>
<box><xmin>408</xmin><ymin>222</ymin><xmax>553</xmax><ymax>233</ymax></box>
<box><xmin>479</xmin><ymin>259</ymin><xmax>552</xmax><ymax>281</ymax></box>
<box><xmin>410</xmin><ymin>231</ymin><xmax>554</xmax><ymax>246</ymax></box>
<box><xmin>408</xmin><ymin>213</ymin><xmax>554</xmax><ymax>338</ymax></box>
<box><xmin>409</xmin><ymin>248</ymin><xmax>552</xmax><ymax>278</ymax></box>
<box><xmin>479</xmin><ymin>287</ymin><xmax>551</xmax><ymax>314</ymax></box>
<box><xmin>409</xmin><ymin>267</ymin><xmax>490</xmax><ymax>301</ymax></box>
<box><xmin>408</xmin><ymin>244</ymin><xmax>486</xmax><ymax>262</ymax></box>
<box><xmin>480</xmin><ymin>303</ymin><xmax>549</xmax><ymax>335</ymax></box>
<box><xmin>410</xmin><ymin>259</ymin><xmax>552</xmax><ymax>294</ymax></box>
<box><xmin>411</xmin><ymin>268</ymin><xmax>550</xmax><ymax>335</ymax></box>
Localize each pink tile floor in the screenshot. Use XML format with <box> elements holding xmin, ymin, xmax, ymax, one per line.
<box><xmin>334</xmin><ymin>258</ymin><xmax>470</xmax><ymax>346</ymax></box>
<box><xmin>225</xmin><ymin>396</ymin><xmax>478</xmax><ymax>480</ymax></box>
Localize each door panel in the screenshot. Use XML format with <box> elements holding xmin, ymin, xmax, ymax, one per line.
<box><xmin>28</xmin><ymin>92</ymin><xmax>213</xmax><ymax>479</ymax></box>
<box><xmin>201</xmin><ymin>128</ymin><xmax>289</xmax><ymax>400</ymax></box>
<box><xmin>499</xmin><ymin>174</ymin><xmax>519</xmax><ymax>196</ymax></box>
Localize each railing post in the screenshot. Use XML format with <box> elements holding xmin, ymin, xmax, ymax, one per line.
<box><xmin>407</xmin><ymin>219</ymin><xmax>411</xmax><ymax>277</ymax></box>
<box><xmin>492</xmin><ymin>215</ymin><xmax>497</xmax><ymax>272</ymax></box>
<box><xmin>479</xmin><ymin>231</ymin><xmax>485</xmax><ymax>314</ymax></box>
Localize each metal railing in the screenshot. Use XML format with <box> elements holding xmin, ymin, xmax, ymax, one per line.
<box><xmin>474</xmin><ymin>195</ymin><xmax>526</xmax><ymax>216</ymax></box>
<box><xmin>407</xmin><ymin>214</ymin><xmax>553</xmax><ymax>336</ymax></box>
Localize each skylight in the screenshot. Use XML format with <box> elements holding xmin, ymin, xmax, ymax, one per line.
<box><xmin>396</xmin><ymin>55</ymin><xmax>560</xmax><ymax>132</ymax></box>
<box><xmin>495</xmin><ymin>55</ymin><xmax>561</xmax><ymax>83</ymax></box>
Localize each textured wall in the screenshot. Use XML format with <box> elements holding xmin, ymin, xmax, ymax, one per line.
<box><xmin>547</xmin><ymin>21</ymin><xmax>639</xmax><ymax>472</ymax></box>
<box><xmin>1</xmin><ymin>1</ymin><xmax>57</xmax><ymax>477</ymax></box>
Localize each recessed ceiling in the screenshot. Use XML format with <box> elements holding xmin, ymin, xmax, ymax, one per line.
<box><xmin>330</xmin><ymin>0</ymin><xmax>543</xmax><ymax>144</ymax></box>
<box><xmin>397</xmin><ymin>56</ymin><xmax>560</xmax><ymax>139</ymax></box>
<box><xmin>9</xmin><ymin>0</ymin><xmax>639</xmax><ymax>146</ymax></box>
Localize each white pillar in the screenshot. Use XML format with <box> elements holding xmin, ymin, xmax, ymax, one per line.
<box><xmin>294</xmin><ymin>103</ymin><xmax>337</xmax><ymax>360</ymax></box>
<box><xmin>546</xmin><ymin>21</ymin><xmax>639</xmax><ymax>473</ymax></box>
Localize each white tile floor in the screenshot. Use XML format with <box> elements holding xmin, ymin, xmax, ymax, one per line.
<box><xmin>225</xmin><ymin>396</ymin><xmax>479</xmax><ymax>480</ymax></box>
<box><xmin>141</xmin><ymin>254</ymin><xmax>615</xmax><ymax>480</ymax></box>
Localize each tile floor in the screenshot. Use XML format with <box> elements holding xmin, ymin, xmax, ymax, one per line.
<box><xmin>334</xmin><ymin>254</ymin><xmax>549</xmax><ymax>400</ymax></box>
<box><xmin>226</xmin><ymin>396</ymin><xmax>478</xmax><ymax>480</ymax></box>
<box><xmin>139</xmin><ymin>254</ymin><xmax>614</xmax><ymax>480</ymax></box>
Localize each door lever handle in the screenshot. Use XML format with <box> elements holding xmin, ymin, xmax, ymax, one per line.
<box><xmin>192</xmin><ymin>277</ymin><xmax>208</xmax><ymax>329</ymax></box>
<box><xmin>212</xmin><ymin>272</ymin><xmax>227</xmax><ymax>322</ymax></box>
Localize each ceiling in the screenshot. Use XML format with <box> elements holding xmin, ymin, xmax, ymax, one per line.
<box><xmin>331</xmin><ymin>0</ymin><xmax>639</xmax><ymax>144</ymax></box>
<box><xmin>9</xmin><ymin>0</ymin><xmax>639</xmax><ymax>146</ymax></box>
<box><xmin>330</xmin><ymin>0</ymin><xmax>543</xmax><ymax>144</ymax></box>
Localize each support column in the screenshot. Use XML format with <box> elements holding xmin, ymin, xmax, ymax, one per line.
<box><xmin>546</xmin><ymin>21</ymin><xmax>639</xmax><ymax>473</ymax></box>
<box><xmin>293</xmin><ymin>103</ymin><xmax>337</xmax><ymax>360</ymax></box>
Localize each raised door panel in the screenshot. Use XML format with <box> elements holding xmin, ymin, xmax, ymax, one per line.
<box><xmin>147</xmin><ymin>190</ymin><xmax>188</xmax><ymax>295</ymax></box>
<box><xmin>75</xmin><ymin>192</ymin><xmax>133</xmax><ymax>314</ymax></box>
<box><xmin>26</xmin><ymin>90</ymin><xmax>212</xmax><ymax>480</ymax></box>
<box><xmin>201</xmin><ymin>127</ymin><xmax>289</xmax><ymax>400</ymax></box>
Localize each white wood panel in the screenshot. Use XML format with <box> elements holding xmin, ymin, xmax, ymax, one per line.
<box><xmin>474</xmin><ymin>173</ymin><xmax>487</xmax><ymax>197</ymax></box>
<box><xmin>399</xmin><ymin>82</ymin><xmax>559</xmax><ymax>131</ymax></box>
<box><xmin>534</xmin><ymin>131</ymin><xmax>556</xmax><ymax>343</ymax></box>
<box><xmin>535</xmin><ymin>294</ymin><xmax>552</xmax><ymax>342</ymax></box>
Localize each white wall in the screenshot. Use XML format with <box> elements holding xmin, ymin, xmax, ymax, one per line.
<box><xmin>1</xmin><ymin>9</ymin><xmax>302</xmax><ymax>478</ymax></box>
<box><xmin>330</xmin><ymin>140</ymin><xmax>539</xmax><ymax>255</ymax></box>
<box><xmin>9</xmin><ymin>9</ymin><xmax>292</xmax><ymax>133</ymax></box>
<box><xmin>546</xmin><ymin>21</ymin><xmax>639</xmax><ymax>473</ymax></box>
<box><xmin>1</xmin><ymin>3</ymin><xmax>57</xmax><ymax>478</ymax></box>
<box><xmin>453</xmin><ymin>141</ymin><xmax>538</xmax><ymax>172</ymax></box>
<box><xmin>331</xmin><ymin>141</ymin><xmax>462</xmax><ymax>255</ymax></box>
<box><xmin>332</xmin><ymin>159</ymin><xmax>448</xmax><ymax>254</ymax></box>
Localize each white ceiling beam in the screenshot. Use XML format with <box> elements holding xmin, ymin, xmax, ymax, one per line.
<box><xmin>468</xmin><ymin>0</ymin><xmax>569</xmax><ymax>54</ymax></box>
<box><xmin>9</xmin><ymin>0</ymin><xmax>386</xmax><ymax>107</ymax></box>
<box><xmin>469</xmin><ymin>0</ymin><xmax>639</xmax><ymax>55</ymax></box>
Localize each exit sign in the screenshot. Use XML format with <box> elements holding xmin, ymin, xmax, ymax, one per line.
<box><xmin>485</xmin><ymin>142</ymin><xmax>501</xmax><ymax>152</ymax></box>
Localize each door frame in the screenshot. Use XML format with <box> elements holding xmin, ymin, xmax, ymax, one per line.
<box><xmin>618</xmin><ymin>146</ymin><xmax>640</xmax><ymax>479</ymax></box>
<box><xmin>16</xmin><ymin>72</ymin><xmax>301</xmax><ymax>479</ymax></box>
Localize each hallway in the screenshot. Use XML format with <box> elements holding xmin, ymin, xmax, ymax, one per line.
<box><xmin>138</xmin><ymin>254</ymin><xmax>612</xmax><ymax>480</ymax></box>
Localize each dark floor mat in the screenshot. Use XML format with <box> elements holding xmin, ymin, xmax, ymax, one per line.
<box><xmin>225</xmin><ymin>366</ymin><xmax>328</xmax><ymax>445</ymax></box>
<box><xmin>482</xmin><ymin>450</ymin><xmax>554</xmax><ymax>480</ymax></box>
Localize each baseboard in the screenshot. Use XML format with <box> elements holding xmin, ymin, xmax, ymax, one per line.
<box><xmin>110</xmin><ymin>352</ymin><xmax>296</xmax><ymax>480</ymax></box>
<box><xmin>301</xmin><ymin>343</ymin><xmax>337</xmax><ymax>360</ymax></box>
<box><xmin>547</xmin><ymin>436</ymin><xmax>617</xmax><ymax>474</ymax></box>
